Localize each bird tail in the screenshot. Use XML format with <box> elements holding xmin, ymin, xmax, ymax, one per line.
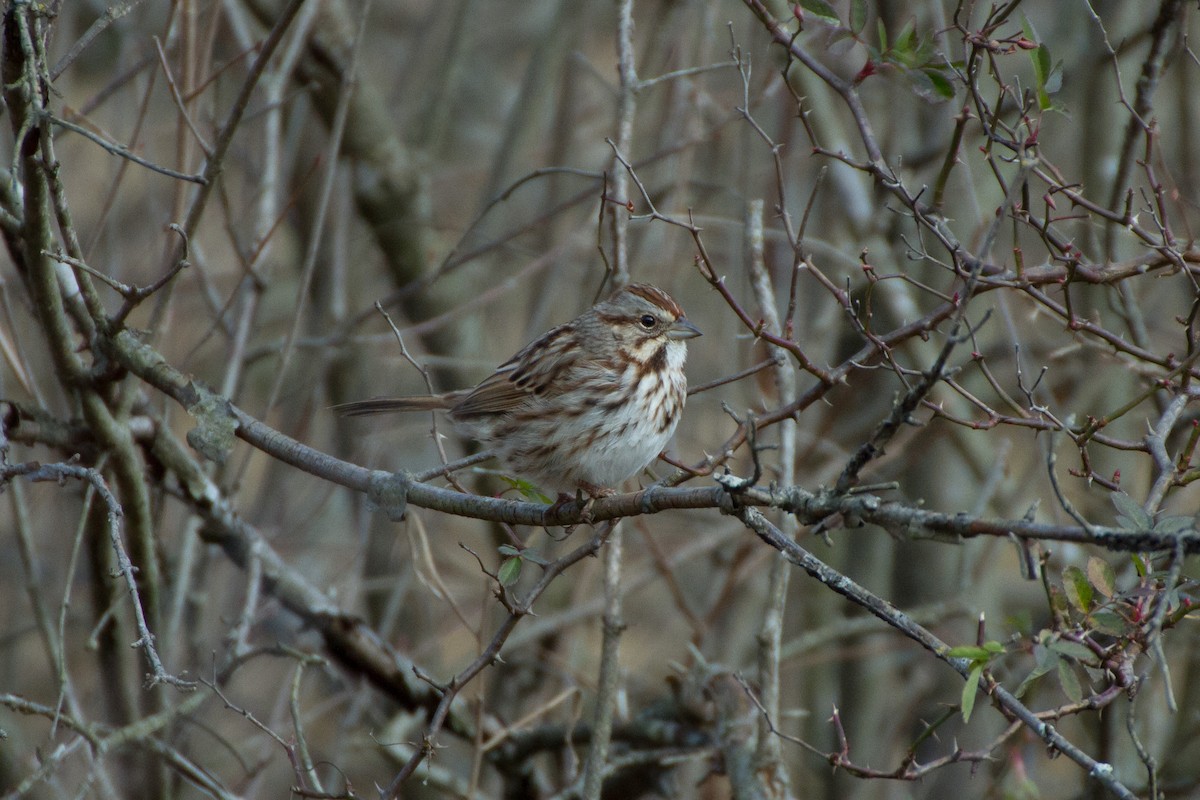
<box><xmin>332</xmin><ymin>394</ymin><xmax>454</xmax><ymax>417</ymax></box>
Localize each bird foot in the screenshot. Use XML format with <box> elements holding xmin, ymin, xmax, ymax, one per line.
<box><xmin>576</xmin><ymin>483</ymin><xmax>617</xmax><ymax>525</ymax></box>
<box><xmin>548</xmin><ymin>484</ymin><xmax>613</xmax><ymax>527</ymax></box>
<box><xmin>546</xmin><ymin>492</ymin><xmax>589</xmax><ymax>530</ymax></box>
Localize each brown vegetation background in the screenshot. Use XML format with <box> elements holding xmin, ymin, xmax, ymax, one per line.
<box><xmin>1</xmin><ymin>1</ymin><xmax>1198</xmax><ymax>799</ymax></box>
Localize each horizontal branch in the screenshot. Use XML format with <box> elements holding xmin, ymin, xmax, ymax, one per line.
<box><xmin>748</xmin><ymin>482</ymin><xmax>1200</xmax><ymax>555</ymax></box>
<box><xmin>64</xmin><ymin>329</ymin><xmax>1194</xmax><ymax>555</ymax></box>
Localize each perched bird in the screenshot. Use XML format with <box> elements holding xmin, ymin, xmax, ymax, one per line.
<box><xmin>336</xmin><ymin>283</ymin><xmax>701</xmax><ymax>497</ymax></box>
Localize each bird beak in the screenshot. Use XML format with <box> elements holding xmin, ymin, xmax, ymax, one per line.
<box><xmin>668</xmin><ymin>317</ymin><xmax>702</xmax><ymax>340</ymax></box>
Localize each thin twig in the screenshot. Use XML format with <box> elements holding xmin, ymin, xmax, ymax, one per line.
<box><xmin>45</xmin><ymin>112</ymin><xmax>206</xmax><ymax>184</ymax></box>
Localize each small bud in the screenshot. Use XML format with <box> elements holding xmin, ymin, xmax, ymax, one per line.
<box><xmin>853</xmin><ymin>60</ymin><xmax>878</xmax><ymax>84</ymax></box>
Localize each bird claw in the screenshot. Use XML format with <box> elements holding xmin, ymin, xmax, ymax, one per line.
<box><xmin>547</xmin><ymin>484</ymin><xmax>613</xmax><ymax>528</ymax></box>
<box><xmin>548</xmin><ymin>491</ymin><xmax>577</xmax><ymax>516</ymax></box>
<box><xmin>578</xmin><ymin>482</ymin><xmax>616</xmax><ymax>499</ymax></box>
<box><xmin>546</xmin><ymin>491</ymin><xmax>589</xmax><ymax>531</ymax></box>
<box><xmin>577</xmin><ymin>483</ymin><xmax>617</xmax><ymax>525</ymax></box>
<box><xmin>577</xmin><ymin>496</ymin><xmax>597</xmax><ymax>526</ymax></box>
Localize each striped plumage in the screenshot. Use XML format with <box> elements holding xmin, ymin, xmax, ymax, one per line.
<box><xmin>336</xmin><ymin>283</ymin><xmax>700</xmax><ymax>496</ymax></box>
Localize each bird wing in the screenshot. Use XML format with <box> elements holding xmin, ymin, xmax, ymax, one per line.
<box><xmin>451</xmin><ymin>322</ymin><xmax>578</xmax><ymax>418</ymax></box>
<box><xmin>449</xmin><ymin>369</ymin><xmax>529</xmax><ymax>417</ymax></box>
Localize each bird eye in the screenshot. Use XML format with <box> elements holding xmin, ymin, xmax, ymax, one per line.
<box><xmin>638</xmin><ymin>314</ymin><xmax>657</xmax><ymax>329</ymax></box>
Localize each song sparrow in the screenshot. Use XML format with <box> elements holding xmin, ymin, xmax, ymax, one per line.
<box><xmin>336</xmin><ymin>283</ymin><xmax>701</xmax><ymax>497</ymax></box>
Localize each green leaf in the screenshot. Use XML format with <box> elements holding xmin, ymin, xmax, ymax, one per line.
<box><xmin>1048</xmin><ymin>639</ymin><xmax>1099</xmax><ymax>666</ymax></box>
<box><xmin>982</xmin><ymin>640</ymin><xmax>1006</xmax><ymax>654</ymax></box>
<box><xmin>1111</xmin><ymin>491</ymin><xmax>1152</xmax><ymax>530</ymax></box>
<box><xmin>894</xmin><ymin>18</ymin><xmax>916</xmax><ymax>56</ymax></box>
<box><xmin>498</xmin><ymin>545</ymin><xmax>548</xmax><ymax>567</ymax></box>
<box><xmin>948</xmin><ymin>645</ymin><xmax>991</xmax><ymax>661</ymax></box>
<box><xmin>922</xmin><ymin>68</ymin><xmax>955</xmax><ymax>100</ymax></box>
<box><xmin>1091</xmin><ymin>611</ymin><xmax>1127</xmax><ymax>635</ymax></box>
<box><xmin>1087</xmin><ymin>556</ymin><xmax>1116</xmax><ymax>598</ymax></box>
<box><xmin>1062</xmin><ymin>566</ymin><xmax>1093</xmax><ymax>613</ymax></box>
<box><xmin>1131</xmin><ymin>552</ymin><xmax>1149</xmax><ymax>577</ymax></box>
<box><xmin>1020</xmin><ymin>15</ymin><xmax>1038</xmax><ymax>43</ymax></box>
<box><xmin>519</xmin><ymin>549</ymin><xmax>550</xmax><ymax>566</ymax></box>
<box><xmin>902</xmin><ymin>69</ymin><xmax>950</xmax><ymax>104</ymax></box>
<box><xmin>1031</xmin><ymin>44</ymin><xmax>1053</xmax><ymax>110</ymax></box>
<box><xmin>877</xmin><ymin>17</ymin><xmax>888</xmax><ymax>51</ymax></box>
<box><xmin>913</xmin><ymin>35</ymin><xmax>936</xmax><ymax>65</ymax></box>
<box><xmin>1057</xmin><ymin>659</ymin><xmax>1082</xmax><ymax>702</ymax></box>
<box><xmin>1044</xmin><ymin>58</ymin><xmax>1064</xmax><ymax>94</ymax></box>
<box><xmin>1012</xmin><ymin>662</ymin><xmax>1051</xmax><ymax>700</ymax></box>
<box><xmin>799</xmin><ymin>0</ymin><xmax>839</xmax><ymax>24</ymax></box>
<box><xmin>497</xmin><ymin>556</ymin><xmax>522</xmax><ymax>586</ymax></box>
<box><xmin>1050</xmin><ymin>585</ymin><xmax>1070</xmax><ymax>616</ymax></box>
<box><xmin>1033</xmin><ymin>43</ymin><xmax>1052</xmax><ymax>82</ymax></box>
<box><xmin>961</xmin><ymin>663</ymin><xmax>983</xmax><ymax>722</ymax></box>
<box><xmin>499</xmin><ymin>475</ymin><xmax>553</xmax><ymax>504</ymax></box>
<box><xmin>1018</xmin><ymin>14</ymin><xmax>1061</xmax><ymax>113</ymax></box>
<box><xmin>905</xmin><ymin>70</ymin><xmax>945</xmax><ymax>103</ymax></box>
<box><xmin>1154</xmin><ymin>515</ymin><xmax>1194</xmax><ymax>535</ymax></box>
<box><xmin>850</xmin><ymin>0</ymin><xmax>867</xmax><ymax>34</ymax></box>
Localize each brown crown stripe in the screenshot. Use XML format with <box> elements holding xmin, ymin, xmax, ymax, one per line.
<box><xmin>624</xmin><ymin>283</ymin><xmax>684</xmax><ymax>318</ymax></box>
